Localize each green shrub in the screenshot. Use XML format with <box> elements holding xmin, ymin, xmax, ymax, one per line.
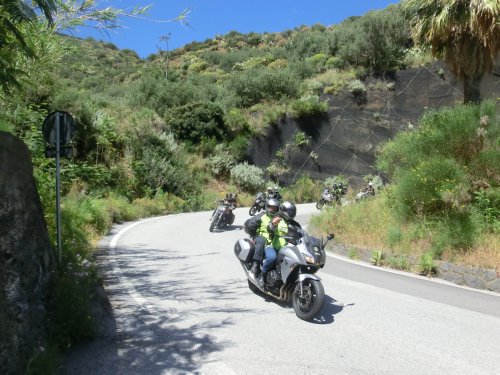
<box><xmin>419</xmin><ymin>252</ymin><xmax>436</xmax><ymax>276</ymax></box>
<box><xmin>325</xmin><ymin>56</ymin><xmax>348</xmax><ymax>70</ymax></box>
<box><xmin>266</xmin><ymin>162</ymin><xmax>289</xmax><ymax>181</ymax></box>
<box><xmin>230</xmin><ymin>162</ymin><xmax>265</xmax><ymax>192</ymax></box>
<box><xmin>292</xmin><ymin>131</ymin><xmax>311</xmax><ymax>150</ymax></box>
<box><xmin>208</xmin><ymin>150</ymin><xmax>236</xmax><ymax>179</ymax></box>
<box><xmin>166</xmin><ymin>101</ymin><xmax>228</xmax><ymax>143</ymax></box>
<box><xmin>389</xmin><ymin>156</ymin><xmax>469</xmax><ymax>218</ymax></box>
<box><xmin>386</xmin><ymin>226</ymin><xmax>403</xmax><ymax>248</ymax></box>
<box><xmin>187</xmin><ymin>60</ymin><xmax>209</xmax><ymax>74</ymax></box>
<box><xmin>473</xmin><ymin>189</ymin><xmax>500</xmax><ymax>231</ymax></box>
<box><xmin>285</xmin><ymin>29</ymin><xmax>335</xmax><ymax>59</ymax></box>
<box><xmin>378</xmin><ymin>102</ymin><xmax>498</xmax><ymax>176</ymax></box>
<box><xmin>289</xmin><ymin>95</ymin><xmax>328</xmax><ymax>118</ymax></box>
<box><xmin>333</xmin><ymin>6</ymin><xmax>409</xmax><ymax>74</ymax></box>
<box><xmin>282</xmin><ymin>176</ymin><xmax>322</xmax><ymax>203</ymax></box>
<box><xmin>387</xmin><ymin>255</ymin><xmax>410</xmax><ymax>270</ymax></box>
<box><xmin>228</xmin><ymin>134</ymin><xmax>250</xmax><ymax>159</ymax></box>
<box><xmin>324</xmin><ymin>175</ymin><xmax>348</xmax><ymax>187</ymax></box>
<box><xmin>305</xmin><ymin>53</ymin><xmax>328</xmax><ymax>73</ymax></box>
<box><xmin>348</xmin><ymin>248</ymin><xmax>360</xmax><ymax>260</ymax></box>
<box><xmin>224</xmin><ymin>108</ymin><xmax>250</xmax><ymax>134</ymax></box>
<box><xmin>371</xmin><ymin>250</ymin><xmax>384</xmax><ymax>265</ymax></box>
<box><xmin>225</xmin><ymin>67</ymin><xmax>300</xmax><ymax>107</ymax></box>
<box><xmin>348</xmin><ymin>79</ymin><xmax>366</xmax><ymax>96</ymax></box>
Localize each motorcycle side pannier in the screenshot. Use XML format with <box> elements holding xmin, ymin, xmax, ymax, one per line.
<box><xmin>234</xmin><ymin>238</ymin><xmax>255</xmax><ymax>262</ymax></box>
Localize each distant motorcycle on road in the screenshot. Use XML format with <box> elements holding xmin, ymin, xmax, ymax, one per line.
<box><xmin>355</xmin><ymin>182</ymin><xmax>376</xmax><ymax>203</ymax></box>
<box><xmin>249</xmin><ymin>192</ymin><xmax>266</xmax><ymax>216</ymax></box>
<box><xmin>316</xmin><ymin>183</ymin><xmax>346</xmax><ymax>209</ymax></box>
<box><xmin>209</xmin><ymin>199</ymin><xmax>235</xmax><ymax>232</ymax></box>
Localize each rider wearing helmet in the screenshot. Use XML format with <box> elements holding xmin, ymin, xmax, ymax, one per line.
<box><xmin>279</xmin><ymin>201</ymin><xmax>303</xmax><ymax>244</ymax></box>
<box><xmin>279</xmin><ymin>201</ymin><xmax>296</xmax><ymax>220</ymax></box>
<box><xmin>266</xmin><ymin>187</ymin><xmax>273</xmax><ymax>199</ymax></box>
<box><xmin>249</xmin><ymin>198</ymin><xmax>288</xmax><ymax>288</ymax></box>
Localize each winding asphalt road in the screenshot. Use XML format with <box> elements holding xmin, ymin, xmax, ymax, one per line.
<box><xmin>63</xmin><ymin>204</ymin><xmax>500</xmax><ymax>374</ymax></box>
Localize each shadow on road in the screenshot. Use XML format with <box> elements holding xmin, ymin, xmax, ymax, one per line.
<box><xmin>210</xmin><ymin>224</ymin><xmax>243</xmax><ymax>233</ymax></box>
<box><xmin>310</xmin><ymin>295</ymin><xmax>353</xmax><ymax>325</ymax></box>
<box><xmin>61</xmin><ymin>244</ymin><xmax>251</xmax><ymax>375</ymax></box>
<box><xmin>260</xmin><ymin>293</ymin><xmax>350</xmax><ymax>325</ymax></box>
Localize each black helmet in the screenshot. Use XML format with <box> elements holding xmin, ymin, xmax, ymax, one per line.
<box><xmin>279</xmin><ymin>201</ymin><xmax>296</xmax><ymax>220</ymax></box>
<box><xmin>266</xmin><ymin>198</ymin><xmax>280</xmax><ymax>217</ymax></box>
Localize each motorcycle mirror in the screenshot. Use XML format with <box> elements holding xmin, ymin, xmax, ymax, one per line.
<box><xmin>322</xmin><ymin>233</ymin><xmax>335</xmax><ymax>249</ymax></box>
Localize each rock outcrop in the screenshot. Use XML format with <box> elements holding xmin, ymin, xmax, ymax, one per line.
<box><xmin>0</xmin><ymin>132</ymin><xmax>54</xmax><ymax>374</ymax></box>
<box><xmin>248</xmin><ymin>61</ymin><xmax>500</xmax><ymax>187</ymax></box>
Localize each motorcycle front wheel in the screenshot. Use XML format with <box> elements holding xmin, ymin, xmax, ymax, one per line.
<box><xmin>249</xmin><ymin>205</ymin><xmax>258</xmax><ymax>216</ymax></box>
<box><xmin>292</xmin><ymin>279</ymin><xmax>325</xmax><ymax>321</ymax></box>
<box><xmin>315</xmin><ymin>201</ymin><xmax>324</xmax><ymax>210</ymax></box>
<box><xmin>209</xmin><ymin>213</ymin><xmax>219</xmax><ymax>232</ymax></box>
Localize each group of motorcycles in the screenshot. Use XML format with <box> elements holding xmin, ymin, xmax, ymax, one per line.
<box><xmin>315</xmin><ymin>182</ymin><xmax>347</xmax><ymax>209</ymax></box>
<box><xmin>211</xmin><ymin>181</ymin><xmax>376</xmax><ymax>232</ymax></box>
<box><xmin>316</xmin><ymin>182</ymin><xmax>376</xmax><ymax>209</ymax></box>
<box><xmin>209</xmin><ymin>188</ymin><xmax>334</xmax><ymax>321</ymax></box>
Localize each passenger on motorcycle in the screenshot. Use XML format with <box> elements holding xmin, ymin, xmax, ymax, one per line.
<box><xmin>279</xmin><ymin>201</ymin><xmax>302</xmax><ymax>244</ymax></box>
<box><xmin>249</xmin><ymin>198</ymin><xmax>288</xmax><ymax>289</ymax></box>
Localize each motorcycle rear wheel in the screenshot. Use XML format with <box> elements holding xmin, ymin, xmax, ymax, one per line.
<box><xmin>292</xmin><ymin>279</ymin><xmax>325</xmax><ymax>321</ymax></box>
<box><xmin>249</xmin><ymin>206</ymin><xmax>258</xmax><ymax>216</ymax></box>
<box><xmin>209</xmin><ymin>213</ymin><xmax>219</xmax><ymax>232</ymax></box>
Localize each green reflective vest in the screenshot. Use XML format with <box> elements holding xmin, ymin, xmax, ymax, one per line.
<box><xmin>256</xmin><ymin>214</ymin><xmax>288</xmax><ymax>250</ymax></box>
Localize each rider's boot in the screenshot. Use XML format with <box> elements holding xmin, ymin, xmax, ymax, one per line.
<box><xmin>257</xmin><ymin>272</ymin><xmax>267</xmax><ymax>289</ymax></box>
<box><xmin>250</xmin><ymin>261</ymin><xmax>260</xmax><ymax>278</ymax></box>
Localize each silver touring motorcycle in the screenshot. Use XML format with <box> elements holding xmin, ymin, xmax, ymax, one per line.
<box><xmin>234</xmin><ymin>222</ymin><xmax>334</xmax><ymax>321</ymax></box>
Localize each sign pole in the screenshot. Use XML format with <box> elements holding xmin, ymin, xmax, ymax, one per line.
<box><xmin>42</xmin><ymin>110</ymin><xmax>75</xmax><ymax>265</ymax></box>
<box><xmin>55</xmin><ymin>113</ymin><xmax>62</xmax><ymax>264</ymax></box>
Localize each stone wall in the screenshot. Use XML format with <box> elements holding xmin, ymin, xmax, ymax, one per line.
<box><xmin>0</xmin><ymin>132</ymin><xmax>54</xmax><ymax>374</ymax></box>
<box><xmin>328</xmin><ymin>242</ymin><xmax>500</xmax><ymax>293</ymax></box>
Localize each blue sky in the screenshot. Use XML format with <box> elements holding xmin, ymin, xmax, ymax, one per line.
<box><xmin>72</xmin><ymin>0</ymin><xmax>399</xmax><ymax>58</ymax></box>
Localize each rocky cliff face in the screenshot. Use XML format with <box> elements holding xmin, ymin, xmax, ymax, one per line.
<box><xmin>248</xmin><ymin>61</ymin><xmax>500</xmax><ymax>187</ymax></box>
<box><xmin>0</xmin><ymin>132</ymin><xmax>53</xmax><ymax>374</ymax></box>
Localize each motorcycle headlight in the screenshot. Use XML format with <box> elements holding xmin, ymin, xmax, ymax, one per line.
<box><xmin>304</xmin><ymin>255</ymin><xmax>315</xmax><ymax>264</ymax></box>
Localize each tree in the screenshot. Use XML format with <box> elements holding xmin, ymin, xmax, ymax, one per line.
<box><xmin>402</xmin><ymin>0</ymin><xmax>500</xmax><ymax>104</ymax></box>
<box><xmin>0</xmin><ymin>0</ymin><xmax>57</xmax><ymax>89</ymax></box>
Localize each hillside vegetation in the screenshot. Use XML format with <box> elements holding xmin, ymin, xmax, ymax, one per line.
<box><xmin>0</xmin><ymin>1</ymin><xmax>498</xmax><ymax>369</ymax></box>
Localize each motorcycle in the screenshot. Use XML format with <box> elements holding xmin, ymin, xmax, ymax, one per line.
<box><xmin>249</xmin><ymin>192</ymin><xmax>266</xmax><ymax>216</ymax></box>
<box><xmin>209</xmin><ymin>200</ymin><xmax>235</xmax><ymax>232</ymax></box>
<box><xmin>316</xmin><ymin>189</ymin><xmax>335</xmax><ymax>209</ymax></box>
<box><xmin>355</xmin><ymin>189</ymin><xmax>375</xmax><ymax>202</ymax></box>
<box><xmin>316</xmin><ymin>184</ymin><xmax>347</xmax><ymax>209</ymax></box>
<box><xmin>234</xmin><ymin>224</ymin><xmax>334</xmax><ymax>321</ymax></box>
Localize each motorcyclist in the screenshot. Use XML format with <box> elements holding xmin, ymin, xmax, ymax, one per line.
<box><xmin>266</xmin><ymin>187</ymin><xmax>273</xmax><ymax>199</ymax></box>
<box><xmin>224</xmin><ymin>192</ymin><xmax>238</xmax><ymax>209</ymax></box>
<box><xmin>249</xmin><ymin>198</ymin><xmax>288</xmax><ymax>289</ymax></box>
<box><xmin>364</xmin><ymin>182</ymin><xmax>375</xmax><ymax>195</ymax></box>
<box><xmin>279</xmin><ymin>201</ymin><xmax>302</xmax><ymax>244</ymax></box>
<box><xmin>266</xmin><ymin>186</ymin><xmax>282</xmax><ymax>201</ymax></box>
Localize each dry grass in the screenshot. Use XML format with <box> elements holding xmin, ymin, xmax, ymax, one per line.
<box><xmin>310</xmin><ymin>192</ymin><xmax>500</xmax><ymax>271</ymax></box>
<box><xmin>442</xmin><ymin>233</ymin><xmax>500</xmax><ymax>271</ymax></box>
